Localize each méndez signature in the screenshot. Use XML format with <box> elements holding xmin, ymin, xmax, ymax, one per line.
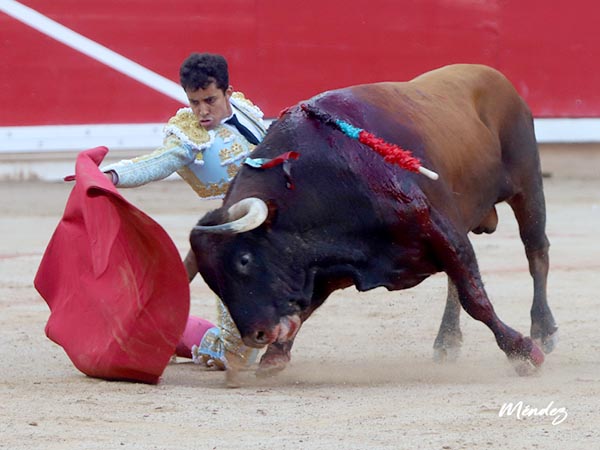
<box><xmin>499</xmin><ymin>400</ymin><xmax>568</xmax><ymax>425</ymax></box>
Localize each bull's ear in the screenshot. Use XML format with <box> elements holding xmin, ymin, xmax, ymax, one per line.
<box><xmin>264</xmin><ymin>200</ymin><xmax>278</xmax><ymax>228</ymax></box>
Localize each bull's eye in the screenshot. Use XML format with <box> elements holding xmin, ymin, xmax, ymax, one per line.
<box><xmin>236</xmin><ymin>252</ymin><xmax>253</xmax><ymax>273</ymax></box>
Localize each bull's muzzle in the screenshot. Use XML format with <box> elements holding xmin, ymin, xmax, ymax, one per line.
<box><xmin>243</xmin><ymin>315</ymin><xmax>302</xmax><ymax>348</ymax></box>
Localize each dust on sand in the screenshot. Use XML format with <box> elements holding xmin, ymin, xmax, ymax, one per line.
<box><xmin>1</xmin><ymin>144</ymin><xmax>599</xmax><ymax>449</ymax></box>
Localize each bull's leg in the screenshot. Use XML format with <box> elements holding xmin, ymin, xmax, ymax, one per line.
<box><xmin>255</xmin><ymin>299</ymin><xmax>321</xmax><ymax>377</ymax></box>
<box><xmin>450</xmin><ymin>265</ymin><xmax>544</xmax><ymax>374</ymax></box>
<box><xmin>256</xmin><ymin>340</ymin><xmax>295</xmax><ymax>378</ymax></box>
<box><xmin>428</xmin><ymin>215</ymin><xmax>543</xmax><ymax>374</ymax></box>
<box><xmin>433</xmin><ymin>278</ymin><xmax>463</xmax><ymax>362</ymax></box>
<box><xmin>507</xmin><ymin>190</ymin><xmax>558</xmax><ymax>354</ymax></box>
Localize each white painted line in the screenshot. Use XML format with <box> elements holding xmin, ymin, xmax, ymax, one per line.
<box><xmin>534</xmin><ymin>118</ymin><xmax>600</xmax><ymax>143</ymax></box>
<box><xmin>0</xmin><ymin>0</ymin><xmax>188</xmax><ymax>104</ymax></box>
<box><xmin>0</xmin><ymin>123</ymin><xmax>165</xmax><ymax>152</ymax></box>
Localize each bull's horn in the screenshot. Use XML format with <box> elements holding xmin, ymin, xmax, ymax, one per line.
<box><xmin>193</xmin><ymin>197</ymin><xmax>268</xmax><ymax>234</ymax></box>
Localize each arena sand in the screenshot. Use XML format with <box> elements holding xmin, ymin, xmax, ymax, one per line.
<box><xmin>1</xmin><ymin>144</ymin><xmax>599</xmax><ymax>449</ymax></box>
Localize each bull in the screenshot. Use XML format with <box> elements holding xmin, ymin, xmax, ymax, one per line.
<box><xmin>190</xmin><ymin>64</ymin><xmax>558</xmax><ymax>381</ymax></box>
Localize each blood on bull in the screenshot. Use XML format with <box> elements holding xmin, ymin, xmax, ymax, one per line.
<box><xmin>190</xmin><ymin>64</ymin><xmax>558</xmax><ymax>382</ymax></box>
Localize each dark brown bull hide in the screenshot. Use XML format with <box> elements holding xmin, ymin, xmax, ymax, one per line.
<box><xmin>191</xmin><ymin>64</ymin><xmax>558</xmax><ymax>379</ymax></box>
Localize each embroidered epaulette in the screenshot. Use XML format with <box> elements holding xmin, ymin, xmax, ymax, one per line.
<box><xmin>231</xmin><ymin>91</ymin><xmax>264</xmax><ymax>120</ymax></box>
<box><xmin>163</xmin><ymin>108</ymin><xmax>214</xmax><ymax>150</ymax></box>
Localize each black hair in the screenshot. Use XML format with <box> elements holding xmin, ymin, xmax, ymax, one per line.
<box><xmin>179</xmin><ymin>53</ymin><xmax>229</xmax><ymax>93</ymax></box>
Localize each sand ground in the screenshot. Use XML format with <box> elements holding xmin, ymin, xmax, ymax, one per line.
<box><xmin>1</xmin><ymin>144</ymin><xmax>599</xmax><ymax>449</ymax></box>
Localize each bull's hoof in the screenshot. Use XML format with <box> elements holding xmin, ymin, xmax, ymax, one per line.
<box><xmin>256</xmin><ymin>358</ymin><xmax>288</xmax><ymax>378</ymax></box>
<box><xmin>256</xmin><ymin>342</ymin><xmax>291</xmax><ymax>378</ymax></box>
<box><xmin>531</xmin><ymin>321</ymin><xmax>559</xmax><ymax>354</ymax></box>
<box><xmin>533</xmin><ymin>329</ymin><xmax>559</xmax><ymax>355</ymax></box>
<box><xmin>510</xmin><ymin>357</ymin><xmax>543</xmax><ymax>376</ymax></box>
<box><xmin>433</xmin><ymin>332</ymin><xmax>462</xmax><ymax>363</ymax></box>
<box><xmin>509</xmin><ymin>338</ymin><xmax>544</xmax><ymax>376</ymax></box>
<box><xmin>433</xmin><ymin>345</ymin><xmax>461</xmax><ymax>363</ymax></box>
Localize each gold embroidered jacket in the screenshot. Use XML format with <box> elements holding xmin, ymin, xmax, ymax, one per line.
<box><xmin>102</xmin><ymin>92</ymin><xmax>267</xmax><ymax>199</ymax></box>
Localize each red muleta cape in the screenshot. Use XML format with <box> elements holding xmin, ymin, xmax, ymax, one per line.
<box><xmin>34</xmin><ymin>147</ymin><xmax>190</xmax><ymax>384</ymax></box>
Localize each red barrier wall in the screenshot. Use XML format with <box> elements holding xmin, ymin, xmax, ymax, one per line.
<box><xmin>1</xmin><ymin>0</ymin><xmax>598</xmax><ymax>126</ymax></box>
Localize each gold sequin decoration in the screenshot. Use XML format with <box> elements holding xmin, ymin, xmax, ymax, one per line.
<box><xmin>227</xmin><ymin>164</ymin><xmax>241</xmax><ymax>179</ymax></box>
<box><xmin>230</xmin><ymin>143</ymin><xmax>244</xmax><ymax>158</ymax></box>
<box><xmin>219</xmin><ymin>146</ymin><xmax>234</xmax><ymax>162</ymax></box>
<box><xmin>215</xmin><ymin>299</ymin><xmax>248</xmax><ymax>355</ymax></box>
<box><xmin>231</xmin><ymin>91</ymin><xmax>254</xmax><ymax>108</ymax></box>
<box><xmin>220</xmin><ymin>143</ymin><xmax>254</xmax><ymax>165</ymax></box>
<box><xmin>177</xmin><ymin>167</ymin><xmax>228</xmax><ymax>198</ymax></box>
<box><xmin>167</xmin><ymin>109</ymin><xmax>211</xmax><ymax>146</ymax></box>
<box><xmin>217</xmin><ymin>126</ymin><xmax>234</xmax><ymax>140</ymax></box>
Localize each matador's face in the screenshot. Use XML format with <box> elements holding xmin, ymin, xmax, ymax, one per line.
<box><xmin>186</xmin><ymin>81</ymin><xmax>233</xmax><ymax>130</ymax></box>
